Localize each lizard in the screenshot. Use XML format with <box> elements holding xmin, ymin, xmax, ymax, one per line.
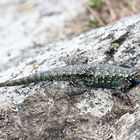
<box><xmin>0</xmin><ymin>64</ymin><xmax>139</xmax><ymax>94</ymax></box>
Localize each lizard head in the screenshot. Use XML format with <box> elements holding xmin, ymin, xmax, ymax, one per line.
<box><xmin>131</xmin><ymin>68</ymin><xmax>140</xmax><ymax>84</ymax></box>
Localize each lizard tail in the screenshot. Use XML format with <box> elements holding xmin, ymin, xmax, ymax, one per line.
<box><xmin>0</xmin><ymin>75</ymin><xmax>40</xmax><ymax>87</ymax></box>
<box><xmin>0</xmin><ymin>72</ymin><xmax>55</xmax><ymax>87</ymax></box>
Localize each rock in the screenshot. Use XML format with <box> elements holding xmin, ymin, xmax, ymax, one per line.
<box><xmin>114</xmin><ymin>107</ymin><xmax>140</xmax><ymax>140</ymax></box>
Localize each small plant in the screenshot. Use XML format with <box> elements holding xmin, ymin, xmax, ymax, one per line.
<box><xmin>90</xmin><ymin>0</ymin><xmax>105</xmax><ymax>10</ymax></box>
<box><xmin>87</xmin><ymin>0</ymin><xmax>106</xmax><ymax>28</ymax></box>
<box><xmin>88</xmin><ymin>16</ymin><xmax>100</xmax><ymax>28</ymax></box>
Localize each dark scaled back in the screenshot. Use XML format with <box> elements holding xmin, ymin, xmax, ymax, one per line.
<box><xmin>82</xmin><ymin>72</ymin><xmax>133</xmax><ymax>91</ymax></box>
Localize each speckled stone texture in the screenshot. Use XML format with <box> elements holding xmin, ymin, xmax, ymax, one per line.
<box><xmin>0</xmin><ymin>0</ymin><xmax>140</xmax><ymax>139</ymax></box>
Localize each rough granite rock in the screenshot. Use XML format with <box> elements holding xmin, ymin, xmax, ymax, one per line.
<box><xmin>0</xmin><ymin>1</ymin><xmax>140</xmax><ymax>139</ymax></box>
<box><xmin>114</xmin><ymin>107</ymin><xmax>140</xmax><ymax>140</ymax></box>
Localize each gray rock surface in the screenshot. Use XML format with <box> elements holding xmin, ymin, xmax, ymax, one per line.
<box><xmin>0</xmin><ymin>0</ymin><xmax>140</xmax><ymax>139</ymax></box>
<box><xmin>114</xmin><ymin>107</ymin><xmax>140</xmax><ymax>140</ymax></box>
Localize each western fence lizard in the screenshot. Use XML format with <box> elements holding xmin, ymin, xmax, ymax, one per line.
<box><xmin>0</xmin><ymin>64</ymin><xmax>139</xmax><ymax>94</ymax></box>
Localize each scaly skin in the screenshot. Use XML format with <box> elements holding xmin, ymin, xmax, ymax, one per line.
<box><xmin>0</xmin><ymin>64</ymin><xmax>139</xmax><ymax>92</ymax></box>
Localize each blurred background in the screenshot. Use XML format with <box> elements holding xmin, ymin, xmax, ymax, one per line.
<box><xmin>88</xmin><ymin>0</ymin><xmax>140</xmax><ymax>28</ymax></box>
<box><xmin>0</xmin><ymin>0</ymin><xmax>139</xmax><ymax>65</ymax></box>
